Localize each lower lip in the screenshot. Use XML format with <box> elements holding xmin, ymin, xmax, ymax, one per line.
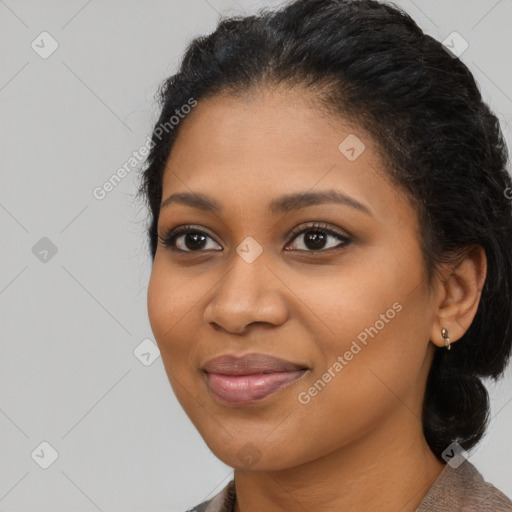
<box><xmin>204</xmin><ymin>370</ymin><xmax>308</xmax><ymax>404</ymax></box>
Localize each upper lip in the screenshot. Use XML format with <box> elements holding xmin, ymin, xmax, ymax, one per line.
<box><xmin>201</xmin><ymin>353</ymin><xmax>309</xmax><ymax>375</ymax></box>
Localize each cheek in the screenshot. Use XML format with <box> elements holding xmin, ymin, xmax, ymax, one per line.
<box><xmin>147</xmin><ymin>264</ymin><xmax>207</xmax><ymax>413</ymax></box>
<box><xmin>293</xmin><ymin>257</ymin><xmax>431</xmax><ymax>431</ymax></box>
<box><xmin>284</xmin><ymin>304</ymin><xmax>431</xmax><ymax>465</ymax></box>
<box><xmin>147</xmin><ymin>265</ymin><xmax>172</xmax><ymax>344</ymax></box>
<box><xmin>320</xmin><ymin>240</ymin><xmax>430</xmax><ymax>371</ymax></box>
<box><xmin>147</xmin><ymin>263</ymin><xmax>200</xmax><ymax>363</ymax></box>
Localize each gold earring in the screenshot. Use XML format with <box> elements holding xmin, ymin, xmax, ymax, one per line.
<box><xmin>441</xmin><ymin>327</ymin><xmax>451</xmax><ymax>350</ymax></box>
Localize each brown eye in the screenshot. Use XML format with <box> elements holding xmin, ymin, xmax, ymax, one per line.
<box><xmin>286</xmin><ymin>222</ymin><xmax>351</xmax><ymax>252</ymax></box>
<box><xmin>158</xmin><ymin>226</ymin><xmax>222</xmax><ymax>252</ymax></box>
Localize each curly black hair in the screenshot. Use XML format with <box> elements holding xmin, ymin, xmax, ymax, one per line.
<box><xmin>137</xmin><ymin>0</ymin><xmax>512</xmax><ymax>460</ymax></box>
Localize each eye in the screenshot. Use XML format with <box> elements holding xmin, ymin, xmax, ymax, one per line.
<box><xmin>285</xmin><ymin>222</ymin><xmax>351</xmax><ymax>252</ymax></box>
<box><xmin>158</xmin><ymin>225</ymin><xmax>222</xmax><ymax>252</ymax></box>
<box><xmin>158</xmin><ymin>221</ymin><xmax>351</xmax><ymax>254</ymax></box>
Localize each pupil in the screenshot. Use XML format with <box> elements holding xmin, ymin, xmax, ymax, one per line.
<box><xmin>306</xmin><ymin>231</ymin><xmax>326</xmax><ymax>249</ymax></box>
<box><xmin>186</xmin><ymin>233</ymin><xmax>207</xmax><ymax>250</ymax></box>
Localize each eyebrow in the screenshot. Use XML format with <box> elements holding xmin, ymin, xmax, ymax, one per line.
<box><xmin>160</xmin><ymin>189</ymin><xmax>372</xmax><ymax>216</ymax></box>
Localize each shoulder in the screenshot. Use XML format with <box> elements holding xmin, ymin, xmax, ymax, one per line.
<box><xmin>416</xmin><ymin>460</ymin><xmax>512</xmax><ymax>511</ymax></box>
<box><xmin>184</xmin><ymin>479</ymin><xmax>236</xmax><ymax>512</ymax></box>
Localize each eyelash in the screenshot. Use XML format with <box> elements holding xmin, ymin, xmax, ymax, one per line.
<box><xmin>158</xmin><ymin>222</ymin><xmax>352</xmax><ymax>254</ymax></box>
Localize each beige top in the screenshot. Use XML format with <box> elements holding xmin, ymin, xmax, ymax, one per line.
<box><xmin>186</xmin><ymin>460</ymin><xmax>512</xmax><ymax>511</ymax></box>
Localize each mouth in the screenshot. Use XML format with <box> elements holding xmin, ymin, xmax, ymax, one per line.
<box><xmin>203</xmin><ymin>369</ymin><xmax>309</xmax><ymax>405</ymax></box>
<box><xmin>201</xmin><ymin>352</ymin><xmax>310</xmax><ymax>405</ymax></box>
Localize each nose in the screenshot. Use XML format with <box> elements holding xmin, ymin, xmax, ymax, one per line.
<box><xmin>203</xmin><ymin>251</ymin><xmax>289</xmax><ymax>335</ymax></box>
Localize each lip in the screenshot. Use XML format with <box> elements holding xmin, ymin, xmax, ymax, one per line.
<box><xmin>201</xmin><ymin>353</ymin><xmax>310</xmax><ymax>405</ymax></box>
<box><xmin>201</xmin><ymin>352</ymin><xmax>309</xmax><ymax>375</ymax></box>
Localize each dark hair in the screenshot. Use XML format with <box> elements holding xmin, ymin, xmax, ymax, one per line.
<box><xmin>137</xmin><ymin>0</ymin><xmax>512</xmax><ymax>460</ymax></box>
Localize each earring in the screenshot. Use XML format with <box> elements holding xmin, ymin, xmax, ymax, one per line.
<box><xmin>441</xmin><ymin>327</ymin><xmax>451</xmax><ymax>350</ymax></box>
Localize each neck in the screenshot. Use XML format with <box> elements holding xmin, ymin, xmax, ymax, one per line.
<box><xmin>233</xmin><ymin>409</ymin><xmax>446</xmax><ymax>512</ymax></box>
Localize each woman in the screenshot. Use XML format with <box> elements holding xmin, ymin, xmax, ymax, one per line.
<box><xmin>137</xmin><ymin>0</ymin><xmax>512</xmax><ymax>510</ymax></box>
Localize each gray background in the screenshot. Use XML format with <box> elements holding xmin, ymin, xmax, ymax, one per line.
<box><xmin>1</xmin><ymin>0</ymin><xmax>511</xmax><ymax>510</ymax></box>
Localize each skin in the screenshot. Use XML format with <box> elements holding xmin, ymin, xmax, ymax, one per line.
<box><xmin>147</xmin><ymin>86</ymin><xmax>487</xmax><ymax>512</ymax></box>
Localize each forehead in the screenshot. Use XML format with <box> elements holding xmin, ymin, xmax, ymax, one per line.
<box><xmin>161</xmin><ymin>87</ymin><xmax>410</xmax><ymax>223</ymax></box>
<box><xmin>167</xmin><ymin>87</ymin><xmax>362</xmax><ymax>168</ymax></box>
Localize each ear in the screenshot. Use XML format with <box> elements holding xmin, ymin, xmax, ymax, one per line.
<box><xmin>430</xmin><ymin>245</ymin><xmax>487</xmax><ymax>349</ymax></box>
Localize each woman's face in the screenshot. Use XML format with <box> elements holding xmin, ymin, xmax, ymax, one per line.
<box><xmin>147</xmin><ymin>87</ymin><xmax>439</xmax><ymax>470</ymax></box>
